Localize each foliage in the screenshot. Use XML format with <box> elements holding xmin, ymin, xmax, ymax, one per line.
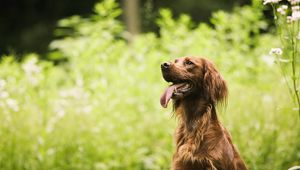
<box><xmin>0</xmin><ymin>0</ymin><xmax>299</xmax><ymax>169</ymax></box>
<box><xmin>263</xmin><ymin>0</ymin><xmax>300</xmax><ymax>117</ymax></box>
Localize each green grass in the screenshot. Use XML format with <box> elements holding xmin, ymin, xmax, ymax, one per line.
<box><xmin>0</xmin><ymin>0</ymin><xmax>299</xmax><ymax>169</ymax></box>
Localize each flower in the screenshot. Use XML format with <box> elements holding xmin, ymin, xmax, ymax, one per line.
<box><xmin>277</xmin><ymin>5</ymin><xmax>288</xmax><ymax>15</ymax></box>
<box><xmin>263</xmin><ymin>0</ymin><xmax>282</xmax><ymax>5</ymax></box>
<box><xmin>290</xmin><ymin>10</ymin><xmax>300</xmax><ymax>21</ymax></box>
<box><xmin>287</xmin><ymin>16</ymin><xmax>293</xmax><ymax>23</ymax></box>
<box><xmin>6</xmin><ymin>98</ymin><xmax>19</xmax><ymax>111</ymax></box>
<box><xmin>22</xmin><ymin>57</ymin><xmax>41</xmax><ymax>75</ymax></box>
<box><xmin>292</xmin><ymin>5</ymin><xmax>300</xmax><ymax>11</ymax></box>
<box><xmin>269</xmin><ymin>48</ymin><xmax>283</xmax><ymax>55</ymax></box>
<box><xmin>21</xmin><ymin>57</ymin><xmax>41</xmax><ymax>86</ymax></box>
<box><xmin>282</xmin><ymin>5</ymin><xmax>289</xmax><ymax>9</ymax></box>
<box><xmin>289</xmin><ymin>0</ymin><xmax>300</xmax><ymax>5</ymax></box>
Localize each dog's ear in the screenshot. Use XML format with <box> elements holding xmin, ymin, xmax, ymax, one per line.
<box><xmin>202</xmin><ymin>59</ymin><xmax>228</xmax><ymax>104</ymax></box>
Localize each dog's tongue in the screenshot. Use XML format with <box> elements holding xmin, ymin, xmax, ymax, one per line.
<box><xmin>160</xmin><ymin>83</ymin><xmax>184</xmax><ymax>108</ymax></box>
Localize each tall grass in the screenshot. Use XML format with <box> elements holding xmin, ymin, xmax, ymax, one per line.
<box><xmin>0</xmin><ymin>0</ymin><xmax>299</xmax><ymax>169</ymax></box>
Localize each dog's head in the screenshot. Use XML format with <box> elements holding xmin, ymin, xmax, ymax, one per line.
<box><xmin>160</xmin><ymin>56</ymin><xmax>227</xmax><ymax>108</ymax></box>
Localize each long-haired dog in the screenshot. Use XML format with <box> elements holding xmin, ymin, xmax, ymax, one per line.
<box><xmin>160</xmin><ymin>56</ymin><xmax>248</xmax><ymax>170</ymax></box>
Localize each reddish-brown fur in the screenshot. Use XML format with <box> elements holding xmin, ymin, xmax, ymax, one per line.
<box><xmin>161</xmin><ymin>57</ymin><xmax>248</xmax><ymax>170</ymax></box>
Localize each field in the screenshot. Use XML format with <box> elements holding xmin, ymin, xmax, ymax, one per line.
<box><xmin>0</xmin><ymin>0</ymin><xmax>299</xmax><ymax>169</ymax></box>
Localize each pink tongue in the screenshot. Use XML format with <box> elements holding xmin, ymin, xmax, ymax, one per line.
<box><xmin>160</xmin><ymin>83</ymin><xmax>185</xmax><ymax>108</ymax></box>
<box><xmin>160</xmin><ymin>85</ymin><xmax>176</xmax><ymax>108</ymax></box>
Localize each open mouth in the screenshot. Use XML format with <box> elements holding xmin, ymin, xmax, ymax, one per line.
<box><xmin>160</xmin><ymin>82</ymin><xmax>192</xmax><ymax>108</ymax></box>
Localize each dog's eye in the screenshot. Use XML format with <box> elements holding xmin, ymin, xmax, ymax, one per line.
<box><xmin>185</xmin><ymin>60</ymin><xmax>194</xmax><ymax>66</ymax></box>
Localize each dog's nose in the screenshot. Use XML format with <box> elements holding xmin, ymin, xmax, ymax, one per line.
<box><xmin>161</xmin><ymin>62</ymin><xmax>171</xmax><ymax>69</ymax></box>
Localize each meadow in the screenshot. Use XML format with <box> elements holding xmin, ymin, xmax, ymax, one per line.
<box><xmin>0</xmin><ymin>0</ymin><xmax>299</xmax><ymax>169</ymax></box>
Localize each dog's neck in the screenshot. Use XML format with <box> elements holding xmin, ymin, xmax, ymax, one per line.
<box><xmin>174</xmin><ymin>96</ymin><xmax>219</xmax><ymax>131</ymax></box>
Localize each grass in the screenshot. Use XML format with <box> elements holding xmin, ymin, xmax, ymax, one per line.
<box><xmin>0</xmin><ymin>0</ymin><xmax>299</xmax><ymax>169</ymax></box>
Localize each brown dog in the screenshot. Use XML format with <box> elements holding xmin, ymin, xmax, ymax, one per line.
<box><xmin>160</xmin><ymin>57</ymin><xmax>247</xmax><ymax>170</ymax></box>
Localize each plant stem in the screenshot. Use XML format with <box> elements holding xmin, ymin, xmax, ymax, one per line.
<box><xmin>274</xmin><ymin>10</ymin><xmax>294</xmax><ymax>103</ymax></box>
<box><xmin>291</xmin><ymin>21</ymin><xmax>300</xmax><ymax>117</ymax></box>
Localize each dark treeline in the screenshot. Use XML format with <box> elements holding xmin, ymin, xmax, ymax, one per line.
<box><xmin>0</xmin><ymin>0</ymin><xmax>250</xmax><ymax>57</ymax></box>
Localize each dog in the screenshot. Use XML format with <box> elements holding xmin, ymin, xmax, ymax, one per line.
<box><xmin>160</xmin><ymin>56</ymin><xmax>248</xmax><ymax>170</ymax></box>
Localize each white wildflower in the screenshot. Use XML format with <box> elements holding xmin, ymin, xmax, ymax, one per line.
<box><xmin>6</xmin><ymin>98</ymin><xmax>19</xmax><ymax>111</ymax></box>
<box><xmin>292</xmin><ymin>10</ymin><xmax>300</xmax><ymax>21</ymax></box>
<box><xmin>59</xmin><ymin>88</ymin><xmax>81</xmax><ymax>99</ymax></box>
<box><xmin>287</xmin><ymin>16</ymin><xmax>293</xmax><ymax>23</ymax></box>
<box><xmin>290</xmin><ymin>0</ymin><xmax>300</xmax><ymax>5</ymax></box>
<box><xmin>282</xmin><ymin>5</ymin><xmax>289</xmax><ymax>9</ymax></box>
<box><xmin>22</xmin><ymin>57</ymin><xmax>41</xmax><ymax>86</ymax></box>
<box><xmin>292</xmin><ymin>5</ymin><xmax>300</xmax><ymax>11</ymax></box>
<box><xmin>277</xmin><ymin>5</ymin><xmax>288</xmax><ymax>15</ymax></box>
<box><xmin>22</xmin><ymin>57</ymin><xmax>41</xmax><ymax>75</ymax></box>
<box><xmin>269</xmin><ymin>48</ymin><xmax>283</xmax><ymax>55</ymax></box>
<box><xmin>263</xmin><ymin>0</ymin><xmax>282</xmax><ymax>5</ymax></box>
<box><xmin>287</xmin><ymin>8</ymin><xmax>300</xmax><ymax>22</ymax></box>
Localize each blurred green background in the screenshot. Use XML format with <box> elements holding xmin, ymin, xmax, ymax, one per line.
<box><xmin>0</xmin><ymin>0</ymin><xmax>250</xmax><ymax>56</ymax></box>
<box><xmin>0</xmin><ymin>0</ymin><xmax>299</xmax><ymax>170</ymax></box>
